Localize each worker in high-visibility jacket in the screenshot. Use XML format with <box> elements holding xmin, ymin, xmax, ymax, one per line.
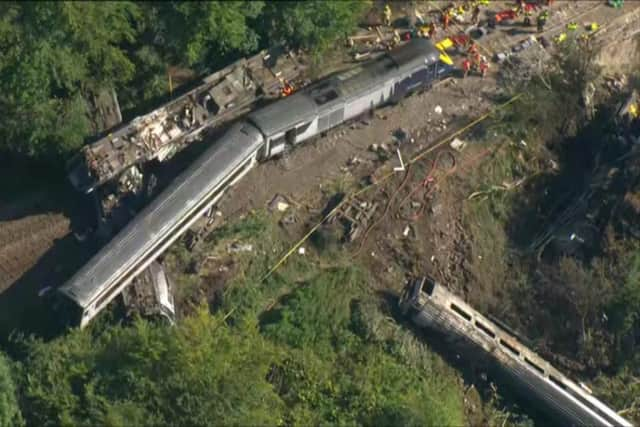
<box><xmin>462</xmin><ymin>58</ymin><xmax>472</xmax><ymax>78</ymax></box>
<box><xmin>281</xmin><ymin>81</ymin><xmax>294</xmax><ymax>97</ymax></box>
<box><xmin>537</xmin><ymin>10</ymin><xmax>549</xmax><ymax>33</ymax></box>
<box><xmin>554</xmin><ymin>32</ymin><xmax>567</xmax><ymax>43</ymax></box>
<box><xmin>478</xmin><ymin>55</ymin><xmax>490</xmax><ymax>78</ymax></box>
<box><xmin>383</xmin><ymin>4</ymin><xmax>392</xmax><ymax>26</ymax></box>
<box><xmin>630</xmin><ymin>103</ymin><xmax>639</xmax><ymax>119</ymax></box>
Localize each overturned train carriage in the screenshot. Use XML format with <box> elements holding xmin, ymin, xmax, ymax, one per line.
<box><xmin>58</xmin><ymin>123</ymin><xmax>263</xmax><ymax>327</ymax></box>
<box><xmin>399</xmin><ymin>278</ymin><xmax>633</xmax><ymax>427</ymax></box>
<box><xmin>58</xmin><ymin>39</ymin><xmax>454</xmax><ymax>328</ymax></box>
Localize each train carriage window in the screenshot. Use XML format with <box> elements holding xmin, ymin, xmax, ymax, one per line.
<box><xmin>475</xmin><ymin>320</ymin><xmax>496</xmax><ymax>338</ymax></box>
<box><xmin>271</xmin><ymin>134</ymin><xmax>286</xmax><ymax>146</ymax></box>
<box><xmin>94</xmin><ymin>280</ymin><xmax>128</xmax><ymax>314</ymax></box>
<box><xmin>318</xmin><ymin>114</ymin><xmax>330</xmax><ymax>131</ymax></box>
<box><xmin>421</xmin><ymin>278</ymin><xmax>435</xmax><ymax>296</ymax></box>
<box><xmin>285</xmin><ymin>129</ymin><xmax>296</xmax><ymax>145</ymax></box>
<box><xmin>450</xmin><ymin>303</ymin><xmax>472</xmax><ymax>322</ymax></box>
<box><xmin>499</xmin><ymin>339</ymin><xmax>521</xmax><ymax>357</ymax></box>
<box><xmin>296</xmin><ymin>121</ymin><xmax>312</xmax><ymax>134</ymax></box>
<box><xmin>329</xmin><ymin>108</ymin><xmax>344</xmax><ymax>127</ymax></box>
<box><xmin>525</xmin><ymin>357</ymin><xmax>545</xmax><ymax>375</ymax></box>
<box><xmin>548</xmin><ymin>375</ymin><xmax>567</xmax><ymax>390</ymax></box>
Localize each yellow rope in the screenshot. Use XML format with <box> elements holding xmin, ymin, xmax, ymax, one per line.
<box><xmin>261</xmin><ymin>93</ymin><xmax>523</xmax><ymax>281</ymax></box>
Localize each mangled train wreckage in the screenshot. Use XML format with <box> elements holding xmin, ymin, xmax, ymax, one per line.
<box><xmin>400</xmin><ymin>277</ymin><xmax>633</xmax><ymax>427</ymax></box>
<box><xmin>57</xmin><ymin>38</ymin><xmax>454</xmax><ymax>328</ymax></box>
<box><xmin>67</xmin><ymin>47</ymin><xmax>306</xmax><ymax>196</ymax></box>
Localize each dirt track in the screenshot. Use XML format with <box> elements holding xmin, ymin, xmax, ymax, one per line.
<box><xmin>0</xmin><ymin>212</ymin><xmax>71</xmax><ymax>290</ymax></box>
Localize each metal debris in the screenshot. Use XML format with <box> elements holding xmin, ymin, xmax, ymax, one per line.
<box><xmin>450</xmin><ymin>137</ymin><xmax>467</xmax><ymax>152</ymax></box>
<box><xmin>227</xmin><ymin>242</ymin><xmax>254</xmax><ymax>253</ymax></box>
<box><xmin>331</xmin><ymin>198</ymin><xmax>379</xmax><ymax>242</ymax></box>
<box><xmin>268</xmin><ymin>194</ymin><xmax>291</xmax><ymax>212</ymax></box>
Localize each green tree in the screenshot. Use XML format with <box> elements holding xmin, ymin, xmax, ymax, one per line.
<box><xmin>0</xmin><ymin>2</ymin><xmax>139</xmax><ymax>160</ymax></box>
<box><xmin>0</xmin><ymin>352</ymin><xmax>22</xmax><ymax>427</ymax></box>
<box><xmin>18</xmin><ymin>310</ymin><xmax>283</xmax><ymax>427</ymax></box>
<box><xmin>154</xmin><ymin>1</ymin><xmax>264</xmax><ymax>68</ymax></box>
<box><xmin>263</xmin><ymin>266</ymin><xmax>465</xmax><ymax>426</ymax></box>
<box><xmin>262</xmin><ymin>1</ymin><xmax>369</xmax><ymax>54</ymax></box>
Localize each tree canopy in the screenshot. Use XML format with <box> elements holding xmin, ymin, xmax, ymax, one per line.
<box><xmin>14</xmin><ymin>260</ymin><xmax>466</xmax><ymax>427</ymax></box>
<box><xmin>0</xmin><ymin>2</ymin><xmax>139</xmax><ymax>159</ymax></box>
<box><xmin>0</xmin><ymin>1</ymin><xmax>368</xmax><ymax>163</ymax></box>
<box><xmin>0</xmin><ymin>352</ymin><xmax>22</xmax><ymax>427</ymax></box>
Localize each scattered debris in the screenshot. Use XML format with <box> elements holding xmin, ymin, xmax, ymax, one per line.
<box><xmin>348</xmin><ymin>156</ymin><xmax>362</xmax><ymax>166</ymax></box>
<box><xmin>268</xmin><ymin>194</ymin><xmax>291</xmax><ymax>212</ymax></box>
<box><xmin>68</xmin><ymin>46</ymin><xmax>306</xmax><ymax>195</ymax></box>
<box><xmin>280</xmin><ymin>211</ymin><xmax>298</xmax><ymax>226</ymax></box>
<box><xmin>227</xmin><ymin>242</ymin><xmax>254</xmax><ymax>253</ymax></box>
<box><xmin>331</xmin><ymin>198</ymin><xmax>379</xmax><ymax>242</ymax></box>
<box><xmin>122</xmin><ymin>261</ymin><xmax>175</xmax><ymax>325</ymax></box>
<box><xmin>393</xmin><ymin>128</ymin><xmax>410</xmax><ymax>144</ymax></box>
<box><xmin>434</xmin><ymin>105</ymin><xmax>443</xmax><ymax>114</ymax></box>
<box><xmin>186</xmin><ymin>210</ymin><xmax>224</xmax><ymax>251</ymax></box>
<box><xmin>450</xmin><ymin>137</ymin><xmax>467</xmax><ymax>152</ymax></box>
<box><xmin>370</xmin><ymin>143</ymin><xmax>391</xmax><ymax>160</ymax></box>
<box><xmin>298</xmin><ymin>247</ymin><xmax>306</xmax><ymax>255</ymax></box>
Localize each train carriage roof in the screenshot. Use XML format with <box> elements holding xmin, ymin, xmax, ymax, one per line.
<box><xmin>59</xmin><ymin>123</ymin><xmax>263</xmax><ymax>307</ymax></box>
<box><xmin>248</xmin><ymin>92</ymin><xmax>318</xmax><ymax>138</ymax></box>
<box><xmin>388</xmin><ymin>37</ymin><xmax>441</xmax><ymax>69</ymax></box>
<box><xmin>248</xmin><ymin>38</ymin><xmax>442</xmax><ymax>139</ymax></box>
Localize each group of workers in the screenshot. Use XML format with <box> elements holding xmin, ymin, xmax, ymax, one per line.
<box><xmin>461</xmin><ymin>41</ymin><xmax>490</xmax><ymax>78</ymax></box>
<box><xmin>377</xmin><ymin>0</ymin><xmax>616</xmax><ymax>82</ymax></box>
<box><xmin>441</xmin><ymin>1</ymin><xmax>490</xmax><ymax>30</ymax></box>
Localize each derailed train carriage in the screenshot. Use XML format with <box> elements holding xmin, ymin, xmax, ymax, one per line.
<box><xmin>400</xmin><ymin>277</ymin><xmax>633</xmax><ymax>427</ymax></box>
<box><xmin>57</xmin><ymin>39</ymin><xmax>454</xmax><ymax>328</ymax></box>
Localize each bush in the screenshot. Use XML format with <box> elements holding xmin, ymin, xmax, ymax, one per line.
<box><xmin>0</xmin><ymin>353</ymin><xmax>22</xmax><ymax>427</ymax></box>
<box><xmin>17</xmin><ymin>310</ymin><xmax>283</xmax><ymax>427</ymax></box>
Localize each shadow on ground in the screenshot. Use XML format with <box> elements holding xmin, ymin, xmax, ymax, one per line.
<box><xmin>0</xmin><ymin>157</ymin><xmax>96</xmax><ymax>345</ymax></box>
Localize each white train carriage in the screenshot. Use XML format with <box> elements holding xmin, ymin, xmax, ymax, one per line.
<box><xmin>58</xmin><ymin>123</ymin><xmax>263</xmax><ymax>327</ymax></box>
<box><xmin>400</xmin><ymin>277</ymin><xmax>633</xmax><ymax>427</ymax></box>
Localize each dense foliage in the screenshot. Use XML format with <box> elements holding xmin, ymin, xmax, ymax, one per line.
<box><xmin>466</xmin><ymin>37</ymin><xmax>640</xmax><ymax>422</ymax></box>
<box><xmin>14</xmin><ymin>262</ymin><xmax>466</xmax><ymax>426</ymax></box>
<box><xmin>0</xmin><ymin>352</ymin><xmax>22</xmax><ymax>427</ymax></box>
<box><xmin>0</xmin><ymin>1</ymin><xmax>367</xmax><ymax>162</ymax></box>
<box><xmin>17</xmin><ymin>311</ymin><xmax>282</xmax><ymax>427</ymax></box>
<box><xmin>0</xmin><ymin>2</ymin><xmax>139</xmax><ymax>159</ymax></box>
